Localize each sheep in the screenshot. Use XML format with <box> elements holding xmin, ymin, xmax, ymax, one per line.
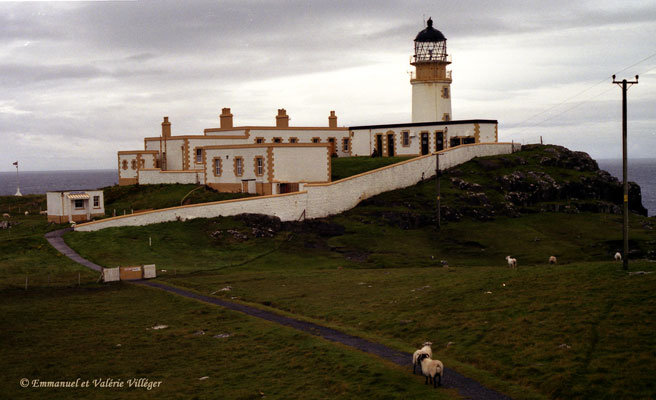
<box><xmin>549</xmin><ymin>256</ymin><xmax>557</xmax><ymax>265</ymax></box>
<box><xmin>412</xmin><ymin>341</ymin><xmax>432</xmax><ymax>375</ymax></box>
<box><xmin>2</xmin><ymin>213</ymin><xmax>9</xmax><ymax>219</ymax></box>
<box><xmin>505</xmin><ymin>255</ymin><xmax>517</xmax><ymax>268</ymax></box>
<box><xmin>417</xmin><ymin>353</ymin><xmax>444</xmax><ymax>388</ymax></box>
<box><xmin>614</xmin><ymin>252</ymin><xmax>622</xmax><ymax>261</ymax></box>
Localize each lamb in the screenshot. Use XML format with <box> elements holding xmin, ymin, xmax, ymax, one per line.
<box><xmin>505</xmin><ymin>256</ymin><xmax>517</xmax><ymax>268</ymax></box>
<box><xmin>549</xmin><ymin>256</ymin><xmax>557</xmax><ymax>265</ymax></box>
<box><xmin>417</xmin><ymin>353</ymin><xmax>444</xmax><ymax>388</ymax></box>
<box><xmin>24</xmin><ymin>211</ymin><xmax>29</xmax><ymax>216</ymax></box>
<box><xmin>412</xmin><ymin>341</ymin><xmax>432</xmax><ymax>375</ymax></box>
<box><xmin>614</xmin><ymin>252</ymin><xmax>622</xmax><ymax>261</ymax></box>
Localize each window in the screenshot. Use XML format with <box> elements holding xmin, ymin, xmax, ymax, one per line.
<box><xmin>342</xmin><ymin>138</ymin><xmax>349</xmax><ymax>152</ymax></box>
<box><xmin>195</xmin><ymin>148</ymin><xmax>203</xmax><ymax>163</ymax></box>
<box><xmin>234</xmin><ymin>157</ymin><xmax>244</xmax><ymax>177</ymax></box>
<box><xmin>442</xmin><ymin>113</ymin><xmax>450</xmax><ymax>121</ymax></box>
<box><xmin>213</xmin><ymin>158</ymin><xmax>222</xmax><ymax>176</ymax></box>
<box><xmin>74</xmin><ymin>199</ymin><xmax>84</xmax><ymax>209</ymax></box>
<box><xmin>139</xmin><ymin>159</ymin><xmax>145</xmax><ymax>168</ymax></box>
<box><xmin>130</xmin><ymin>160</ymin><xmax>137</xmax><ymax>170</ymax></box>
<box><xmin>312</xmin><ymin>137</ymin><xmax>320</xmax><ymax>143</ymax></box>
<box><xmin>442</xmin><ymin>86</ymin><xmax>450</xmax><ymax>99</ymax></box>
<box><xmin>273</xmin><ymin>137</ymin><xmax>282</xmax><ymax>143</ymax></box>
<box><xmin>122</xmin><ymin>160</ymin><xmax>128</xmax><ymax>170</ymax></box>
<box><xmin>289</xmin><ymin>137</ymin><xmax>298</xmax><ymax>143</ymax></box>
<box><xmin>93</xmin><ymin>196</ymin><xmax>100</xmax><ymax>208</ymax></box>
<box><xmin>402</xmin><ymin>131</ymin><xmax>410</xmax><ymax>147</ymax></box>
<box><xmin>254</xmin><ymin>156</ymin><xmax>264</xmax><ymax>176</ymax></box>
<box><xmin>255</xmin><ymin>137</ymin><xmax>265</xmax><ymax>144</ymax></box>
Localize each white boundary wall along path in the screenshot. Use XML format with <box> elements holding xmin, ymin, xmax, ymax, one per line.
<box><xmin>75</xmin><ymin>143</ymin><xmax>517</xmax><ymax>232</ymax></box>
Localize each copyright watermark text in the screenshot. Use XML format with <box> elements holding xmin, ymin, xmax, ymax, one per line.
<box><xmin>20</xmin><ymin>378</ymin><xmax>162</xmax><ymax>390</ymax></box>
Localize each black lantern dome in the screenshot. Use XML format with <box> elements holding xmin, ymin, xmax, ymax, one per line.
<box><xmin>413</xmin><ymin>18</ymin><xmax>448</xmax><ymax>63</ymax></box>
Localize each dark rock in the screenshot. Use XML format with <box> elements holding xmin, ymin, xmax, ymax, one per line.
<box><xmin>234</xmin><ymin>213</ymin><xmax>283</xmax><ymax>232</ymax></box>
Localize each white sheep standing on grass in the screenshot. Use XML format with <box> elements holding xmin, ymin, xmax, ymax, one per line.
<box><xmin>417</xmin><ymin>353</ymin><xmax>444</xmax><ymax>388</ymax></box>
<box><xmin>412</xmin><ymin>341</ymin><xmax>432</xmax><ymax>375</ymax></box>
<box><xmin>505</xmin><ymin>256</ymin><xmax>517</xmax><ymax>268</ymax></box>
<box><xmin>614</xmin><ymin>252</ymin><xmax>622</xmax><ymax>261</ymax></box>
<box><xmin>549</xmin><ymin>256</ymin><xmax>557</xmax><ymax>265</ymax></box>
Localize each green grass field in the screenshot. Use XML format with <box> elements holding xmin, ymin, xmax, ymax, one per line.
<box><xmin>3</xmin><ymin>150</ymin><xmax>656</xmax><ymax>399</ymax></box>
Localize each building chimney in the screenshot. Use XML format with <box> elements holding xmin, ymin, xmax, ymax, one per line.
<box><xmin>161</xmin><ymin>117</ymin><xmax>171</xmax><ymax>137</ymax></box>
<box><xmin>220</xmin><ymin>108</ymin><xmax>233</xmax><ymax>129</ymax></box>
<box><xmin>328</xmin><ymin>110</ymin><xmax>338</xmax><ymax>128</ymax></box>
<box><xmin>276</xmin><ymin>108</ymin><xmax>289</xmax><ymax>128</ymax></box>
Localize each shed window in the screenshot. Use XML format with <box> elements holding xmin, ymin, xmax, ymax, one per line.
<box><xmin>93</xmin><ymin>196</ymin><xmax>100</xmax><ymax>208</ymax></box>
<box><xmin>74</xmin><ymin>199</ymin><xmax>84</xmax><ymax>209</ymax></box>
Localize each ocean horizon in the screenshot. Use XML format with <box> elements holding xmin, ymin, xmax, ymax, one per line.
<box><xmin>1</xmin><ymin>159</ymin><xmax>654</xmax><ymax>216</ymax></box>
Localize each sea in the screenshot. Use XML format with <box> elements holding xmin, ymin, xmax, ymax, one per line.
<box><xmin>0</xmin><ymin>160</ymin><xmax>654</xmax><ymax>216</ymax></box>
<box><xmin>0</xmin><ymin>169</ymin><xmax>118</xmax><ymax>197</ymax></box>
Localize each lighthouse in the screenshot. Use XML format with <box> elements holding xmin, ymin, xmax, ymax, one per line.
<box><xmin>410</xmin><ymin>18</ymin><xmax>452</xmax><ymax>123</ymax></box>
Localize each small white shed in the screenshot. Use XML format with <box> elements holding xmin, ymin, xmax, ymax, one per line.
<box><xmin>46</xmin><ymin>190</ymin><xmax>105</xmax><ymax>224</ymax></box>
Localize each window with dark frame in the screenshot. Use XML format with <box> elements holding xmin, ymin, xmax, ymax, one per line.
<box><xmin>74</xmin><ymin>199</ymin><xmax>84</xmax><ymax>209</ymax></box>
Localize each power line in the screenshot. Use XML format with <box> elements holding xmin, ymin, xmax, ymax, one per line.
<box><xmin>509</xmin><ymin>50</ymin><xmax>656</xmax><ymax>133</ymax></box>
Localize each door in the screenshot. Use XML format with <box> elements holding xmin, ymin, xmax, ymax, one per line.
<box><xmin>421</xmin><ymin>133</ymin><xmax>429</xmax><ymax>155</ymax></box>
<box><xmin>328</xmin><ymin>138</ymin><xmax>336</xmax><ymax>156</ymax></box>
<box><xmin>435</xmin><ymin>131</ymin><xmax>444</xmax><ymax>151</ymax></box>
<box><xmin>387</xmin><ymin>134</ymin><xmax>395</xmax><ymax>157</ymax></box>
<box><xmin>376</xmin><ymin>134</ymin><xmax>383</xmax><ymax>157</ymax></box>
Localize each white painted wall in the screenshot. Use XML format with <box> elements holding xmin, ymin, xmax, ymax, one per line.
<box><xmin>272</xmin><ymin>146</ymin><xmax>330</xmax><ymax>183</ymax></box>
<box><xmin>139</xmin><ymin>169</ymin><xmax>204</xmax><ymax>185</ymax></box>
<box><xmin>77</xmin><ymin>143</ymin><xmax>515</xmax><ymax>232</ymax></box>
<box><xmin>412</xmin><ymin>81</ymin><xmax>452</xmax><ymax>123</ymax></box>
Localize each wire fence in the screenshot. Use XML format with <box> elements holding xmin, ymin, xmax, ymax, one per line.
<box><xmin>1</xmin><ymin>271</ymin><xmax>104</xmax><ymax>290</ymax></box>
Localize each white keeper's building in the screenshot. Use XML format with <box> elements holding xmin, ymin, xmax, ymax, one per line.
<box><xmin>117</xmin><ymin>17</ymin><xmax>498</xmax><ymax>194</ymax></box>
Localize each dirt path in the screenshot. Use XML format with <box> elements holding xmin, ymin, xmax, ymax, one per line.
<box><xmin>47</xmin><ymin>228</ymin><xmax>513</xmax><ymax>400</ymax></box>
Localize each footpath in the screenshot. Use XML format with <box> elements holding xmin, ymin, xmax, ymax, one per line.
<box><xmin>46</xmin><ymin>228</ymin><xmax>512</xmax><ymax>400</ymax></box>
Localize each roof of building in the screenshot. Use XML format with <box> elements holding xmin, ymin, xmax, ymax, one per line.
<box><xmin>349</xmin><ymin>119</ymin><xmax>498</xmax><ymax>131</ymax></box>
<box><xmin>414</xmin><ymin>18</ymin><xmax>446</xmax><ymax>42</ymax></box>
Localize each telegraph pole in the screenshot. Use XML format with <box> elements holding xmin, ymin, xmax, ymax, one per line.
<box><xmin>612</xmin><ymin>74</ymin><xmax>638</xmax><ymax>270</ymax></box>
<box><xmin>436</xmin><ymin>152</ymin><xmax>441</xmax><ymax>230</ymax></box>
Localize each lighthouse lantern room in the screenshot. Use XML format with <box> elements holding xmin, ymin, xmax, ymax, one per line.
<box><xmin>410</xmin><ymin>18</ymin><xmax>453</xmax><ymax>123</ymax></box>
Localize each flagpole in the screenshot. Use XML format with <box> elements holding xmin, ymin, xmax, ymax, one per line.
<box><xmin>14</xmin><ymin>161</ymin><xmax>22</xmax><ymax>197</ymax></box>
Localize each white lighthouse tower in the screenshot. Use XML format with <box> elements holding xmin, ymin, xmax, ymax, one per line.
<box><xmin>410</xmin><ymin>18</ymin><xmax>452</xmax><ymax>123</ymax></box>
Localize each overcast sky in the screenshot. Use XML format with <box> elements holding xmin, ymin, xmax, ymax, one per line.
<box><xmin>1</xmin><ymin>0</ymin><xmax>655</xmax><ymax>172</ymax></box>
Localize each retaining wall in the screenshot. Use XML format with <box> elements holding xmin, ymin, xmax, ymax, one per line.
<box><xmin>75</xmin><ymin>143</ymin><xmax>517</xmax><ymax>232</ymax></box>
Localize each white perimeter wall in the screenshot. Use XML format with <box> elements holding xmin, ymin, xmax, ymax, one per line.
<box><xmin>76</xmin><ymin>143</ymin><xmax>516</xmax><ymax>232</ymax></box>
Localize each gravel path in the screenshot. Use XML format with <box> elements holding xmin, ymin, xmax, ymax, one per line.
<box><xmin>47</xmin><ymin>228</ymin><xmax>513</xmax><ymax>400</ymax></box>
